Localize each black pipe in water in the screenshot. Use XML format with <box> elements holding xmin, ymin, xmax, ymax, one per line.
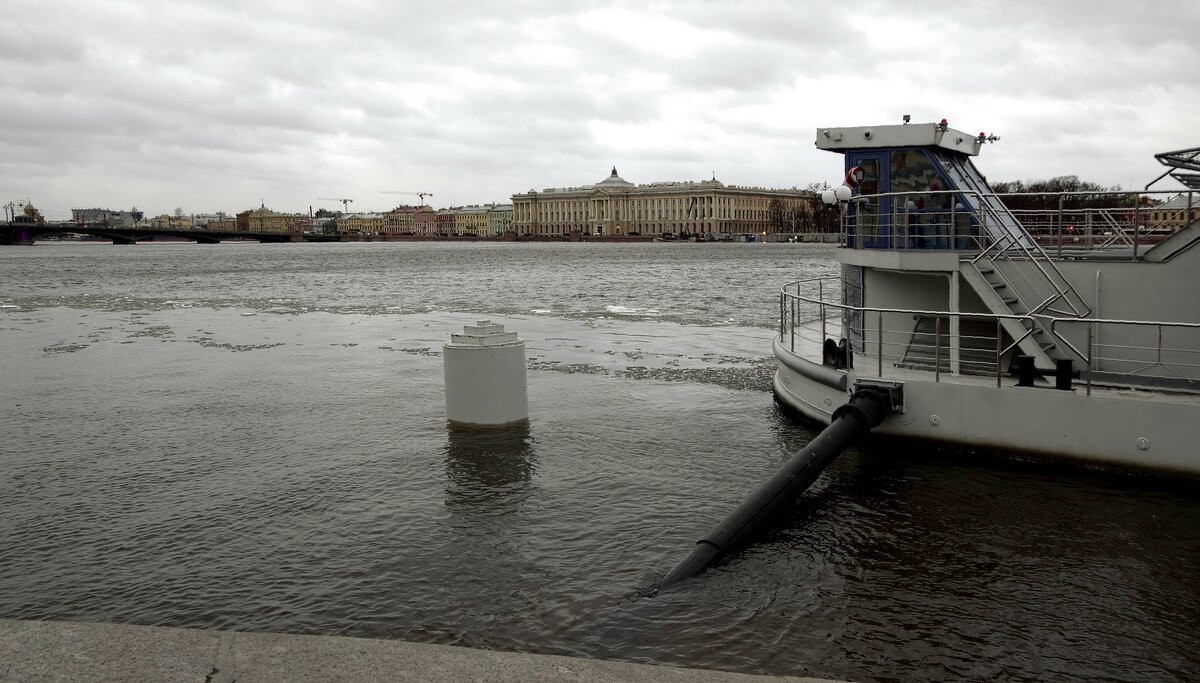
<box><xmin>659</xmin><ymin>389</ymin><xmax>891</xmax><ymax>590</ymax></box>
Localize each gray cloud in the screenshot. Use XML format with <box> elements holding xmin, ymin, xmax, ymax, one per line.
<box><xmin>3</xmin><ymin>0</ymin><xmax>1198</xmax><ymax>219</ymax></box>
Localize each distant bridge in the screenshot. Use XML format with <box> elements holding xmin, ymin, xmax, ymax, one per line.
<box><xmin>1</xmin><ymin>224</ymin><xmax>341</xmax><ymax>246</ymax></box>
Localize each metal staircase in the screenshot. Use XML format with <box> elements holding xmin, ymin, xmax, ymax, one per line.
<box><xmin>939</xmin><ymin>152</ymin><xmax>1092</xmax><ymax>370</ymax></box>
<box><xmin>960</xmin><ymin>260</ymin><xmax>1067</xmax><ymax>370</ymax></box>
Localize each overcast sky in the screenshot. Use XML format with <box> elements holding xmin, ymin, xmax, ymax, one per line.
<box><xmin>3</xmin><ymin>0</ymin><xmax>1198</xmax><ymax>219</ymax></box>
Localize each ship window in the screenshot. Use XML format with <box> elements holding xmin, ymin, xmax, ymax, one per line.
<box><xmin>891</xmin><ymin>150</ymin><xmax>946</xmax><ymax>209</ymax></box>
<box><xmin>854</xmin><ymin>158</ymin><xmax>881</xmax><ymax>241</ymax></box>
<box><xmin>891</xmin><ymin>148</ymin><xmax>957</xmax><ymax>249</ymax></box>
<box><xmin>858</xmin><ymin>159</ymin><xmax>879</xmax><ymax>195</ymax></box>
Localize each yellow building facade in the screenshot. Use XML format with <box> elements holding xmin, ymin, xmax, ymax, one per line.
<box><xmin>455</xmin><ymin>206</ymin><xmax>491</xmax><ymax>235</ymax></box>
<box><xmin>511</xmin><ymin>168</ymin><xmax>810</xmax><ymax>238</ymax></box>
<box><xmin>236</xmin><ymin>206</ymin><xmax>298</xmax><ymax>233</ymax></box>
<box><xmin>1150</xmin><ymin>194</ymin><xmax>1200</xmax><ymax>232</ymax></box>
<box><xmin>339</xmin><ymin>213</ymin><xmax>386</xmax><ymax>235</ymax></box>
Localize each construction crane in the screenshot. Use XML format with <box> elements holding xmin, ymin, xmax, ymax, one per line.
<box><xmin>317</xmin><ymin>197</ymin><xmax>354</xmax><ymax>212</ymax></box>
<box><xmin>381</xmin><ymin>191</ymin><xmax>433</xmax><ymax>205</ymax></box>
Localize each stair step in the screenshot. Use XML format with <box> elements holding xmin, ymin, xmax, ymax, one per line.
<box><xmin>899</xmin><ymin>316</ymin><xmax>1004</xmax><ymax>377</ymax></box>
<box><xmin>1002</xmin><ymin>296</ymin><xmax>1018</xmax><ymax>305</ymax></box>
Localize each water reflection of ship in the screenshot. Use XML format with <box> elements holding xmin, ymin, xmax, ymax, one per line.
<box><xmin>443</xmin><ymin>423</ymin><xmax>537</xmax><ymax>511</ymax></box>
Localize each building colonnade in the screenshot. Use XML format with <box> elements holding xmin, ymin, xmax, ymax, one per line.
<box><xmin>511</xmin><ymin>168</ymin><xmax>811</xmax><ymax>237</ymax></box>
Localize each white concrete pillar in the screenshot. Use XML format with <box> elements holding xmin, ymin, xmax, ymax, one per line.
<box><xmin>443</xmin><ymin>320</ymin><xmax>528</xmax><ymax>425</ymax></box>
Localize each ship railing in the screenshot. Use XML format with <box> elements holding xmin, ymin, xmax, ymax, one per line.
<box><xmin>1003</xmin><ymin>207</ymin><xmax>1136</xmax><ymax>249</ymax></box>
<box><xmin>995</xmin><ymin>189</ymin><xmax>1197</xmax><ymax>261</ymax></box>
<box><xmin>780</xmin><ymin>277</ymin><xmax>1200</xmax><ymax>395</ymax></box>
<box><xmin>969</xmin><ymin>198</ymin><xmax>1092</xmax><ymax>319</ymax></box>
<box><xmin>842</xmin><ymin>189</ymin><xmax>1196</xmax><ymax>317</ymax></box>
<box><xmin>952</xmin><ymin>189</ymin><xmax>1193</xmax><ymax>325</ymax></box>
<box><xmin>780</xmin><ymin>276</ymin><xmax>1038</xmax><ymax>387</ymax></box>
<box><xmin>840</xmin><ymin>189</ymin><xmax>1195</xmax><ymax>259</ymax></box>
<box><xmin>839</xmin><ymin>188</ymin><xmax>1092</xmax><ymax>319</ymax></box>
<box><xmin>838</xmin><ymin>189</ymin><xmax>986</xmax><ymax>253</ymax></box>
<box><xmin>1047</xmin><ymin>316</ymin><xmax>1200</xmax><ymax>395</ymax></box>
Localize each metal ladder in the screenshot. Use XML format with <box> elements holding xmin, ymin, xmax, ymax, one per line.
<box><xmin>939</xmin><ymin>153</ymin><xmax>1090</xmax><ymax>369</ymax></box>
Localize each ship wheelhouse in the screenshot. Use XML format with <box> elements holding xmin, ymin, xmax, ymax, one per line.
<box><xmin>812</xmin><ymin>122</ymin><xmax>1083</xmax><ymax>377</ymax></box>
<box><xmin>821</xmin><ymin>122</ymin><xmax>1029</xmax><ymax>254</ymax></box>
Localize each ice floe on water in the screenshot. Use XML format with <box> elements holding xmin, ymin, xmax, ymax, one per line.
<box><xmin>605</xmin><ymin>304</ymin><xmax>659</xmax><ymax>316</ymax></box>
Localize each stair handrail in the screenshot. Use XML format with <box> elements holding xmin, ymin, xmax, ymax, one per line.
<box><xmin>841</xmin><ymin>186</ymin><xmax>1092</xmax><ymax>318</ymax></box>
<box><xmin>1093</xmin><ymin>209</ymin><xmax>1135</xmax><ymax>247</ymax></box>
<box><xmin>963</xmin><ymin>200</ymin><xmax>1094</xmax><ymax>364</ymax></box>
<box><xmin>966</xmin><ymin>194</ymin><xmax>1092</xmax><ymax>318</ymax></box>
<box><xmin>967</xmin><ymin>229</ymin><xmax>1080</xmax><ymax>319</ymax></box>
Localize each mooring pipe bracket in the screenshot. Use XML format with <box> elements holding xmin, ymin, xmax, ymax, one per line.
<box><xmin>851</xmin><ymin>378</ymin><xmax>904</xmax><ymax>414</ymax></box>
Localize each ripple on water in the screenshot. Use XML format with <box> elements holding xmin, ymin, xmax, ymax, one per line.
<box><xmin>0</xmin><ymin>243</ymin><xmax>1197</xmax><ymax>683</ymax></box>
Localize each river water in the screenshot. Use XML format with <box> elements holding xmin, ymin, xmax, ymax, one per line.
<box><xmin>1</xmin><ymin>241</ymin><xmax>1197</xmax><ymax>682</ymax></box>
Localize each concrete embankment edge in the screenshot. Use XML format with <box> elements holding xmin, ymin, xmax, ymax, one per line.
<box><xmin>0</xmin><ymin>619</ymin><xmax>847</xmax><ymax>683</ymax></box>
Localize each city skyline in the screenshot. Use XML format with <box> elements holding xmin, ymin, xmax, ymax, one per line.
<box><xmin>4</xmin><ymin>1</ymin><xmax>1199</xmax><ymax>221</ymax></box>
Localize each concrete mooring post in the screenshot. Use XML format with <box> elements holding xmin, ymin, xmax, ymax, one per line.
<box><xmin>443</xmin><ymin>320</ymin><xmax>528</xmax><ymax>425</ymax></box>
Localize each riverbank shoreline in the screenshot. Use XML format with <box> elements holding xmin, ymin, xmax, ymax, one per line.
<box><xmin>0</xmin><ymin>618</ymin><xmax>843</xmax><ymax>682</ymax></box>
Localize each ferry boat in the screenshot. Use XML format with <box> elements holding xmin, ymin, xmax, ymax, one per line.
<box><xmin>772</xmin><ymin>120</ymin><xmax>1200</xmax><ymax>476</ymax></box>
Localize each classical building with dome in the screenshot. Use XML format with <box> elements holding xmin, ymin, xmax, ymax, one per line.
<box><xmin>510</xmin><ymin>168</ymin><xmax>812</xmax><ymax>238</ymax></box>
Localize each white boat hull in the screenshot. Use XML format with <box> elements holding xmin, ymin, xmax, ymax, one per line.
<box><xmin>773</xmin><ymin>349</ymin><xmax>1200</xmax><ymax>476</ymax></box>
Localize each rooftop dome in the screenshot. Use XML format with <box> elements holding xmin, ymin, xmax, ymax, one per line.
<box><xmin>594</xmin><ymin>166</ymin><xmax>634</xmax><ymax>189</ymax></box>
